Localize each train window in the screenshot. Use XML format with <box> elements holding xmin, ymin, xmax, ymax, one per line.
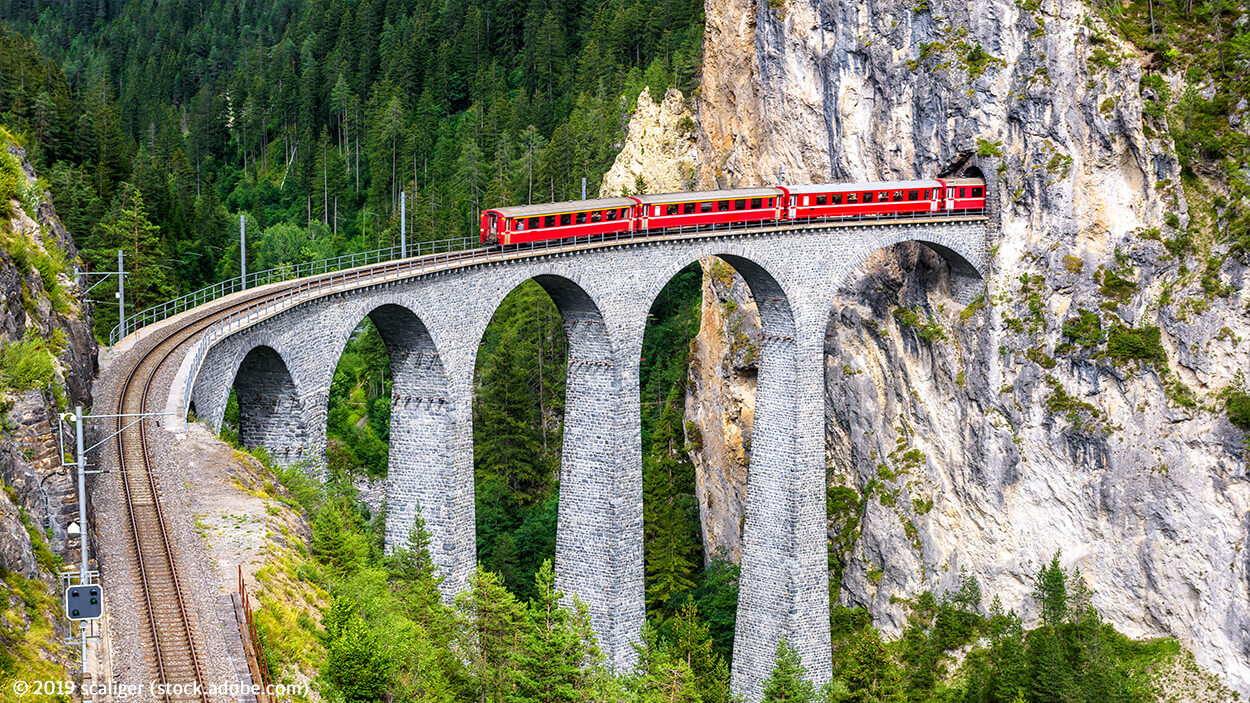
<box><xmin>666</xmin><ymin>203</ymin><xmax>679</xmax><ymax>215</ymax></box>
<box><xmin>908</xmin><ymin>190</ymin><xmax>918</xmax><ymax>201</ymax></box>
<box><xmin>832</xmin><ymin>193</ymin><xmax>843</xmax><ymax>204</ymax></box>
<box><xmin>863</xmin><ymin>192</ymin><xmax>873</xmax><ymax>203</ymax></box>
<box><xmin>768</xmin><ymin>198</ymin><xmax>775</xmax><ymax>207</ymax></box>
<box><xmin>959</xmin><ymin>188</ymin><xmax>966</xmax><ymax>198</ymax></box>
<box><xmin>972</xmin><ymin>187</ymin><xmax>983</xmax><ymax>197</ymax></box>
<box><xmin>545</xmin><ymin>215</ymin><xmax>556</xmax><ymax>227</ymax></box>
<box><xmin>684</xmin><ymin>202</ymin><xmax>696</xmax><ymax>214</ymax></box>
<box><xmin>893</xmin><ymin>191</ymin><xmax>903</xmax><ymax>201</ymax></box>
<box><xmin>560</xmin><ymin>213</ymin><xmax>571</xmax><ymax>226</ymax></box>
<box><xmin>700</xmin><ymin>201</ymin><xmax>715</xmax><ymax>213</ymax></box>
<box><xmin>847</xmin><ymin>193</ymin><xmax>858</xmax><ymax>204</ymax></box>
<box><xmin>576</xmin><ymin>212</ymin><xmax>587</xmax><ymax>224</ymax></box>
<box><xmin>751</xmin><ymin>198</ymin><xmax>762</xmax><ymax>209</ymax></box>
<box><xmin>735</xmin><ymin>199</ymin><xmax>746</xmax><ymax>210</ymax></box>
<box><xmin>801</xmin><ymin>196</ymin><xmax>809</xmax><ymax>206</ymax></box>
<box><xmin>591</xmin><ymin>210</ymin><xmax>602</xmax><ymax>222</ymax></box>
<box><xmin>529</xmin><ymin>217</ymin><xmax>540</xmax><ymax>228</ymax></box>
<box><xmin>718</xmin><ymin>201</ymin><xmax>730</xmax><ymax>212</ymax></box>
<box><xmin>606</xmin><ymin>209</ymin><xmax>617</xmax><ymax>221</ymax></box>
<box><xmin>815</xmin><ymin>194</ymin><xmax>827</xmax><ymax>206</ymax></box>
<box><xmin>514</xmin><ymin>219</ymin><xmax>523</xmax><ymax>231</ymax></box>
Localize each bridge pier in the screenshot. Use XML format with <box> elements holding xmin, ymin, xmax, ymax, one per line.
<box><xmin>542</xmin><ymin>276</ymin><xmax>645</xmax><ymax>672</ymax></box>
<box><xmin>373</xmin><ymin>305</ymin><xmax>476</xmax><ymax>595</ymax></box>
<box><xmin>723</xmin><ymin>257</ymin><xmax>832</xmax><ymax>701</ymax></box>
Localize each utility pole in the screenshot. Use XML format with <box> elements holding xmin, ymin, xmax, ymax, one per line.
<box><xmin>581</xmin><ymin>177</ymin><xmax>587</xmax><ymax>200</ymax></box>
<box><xmin>74</xmin><ymin>407</ymin><xmax>86</xmax><ymax>585</ymax></box>
<box><xmin>116</xmin><ymin>250</ymin><xmax>125</xmax><ymax>337</ymax></box>
<box><xmin>240</xmin><ymin>213</ymin><xmax>247</xmax><ymax>289</ymax></box>
<box><xmin>400</xmin><ymin>190</ymin><xmax>406</xmax><ymax>258</ymax></box>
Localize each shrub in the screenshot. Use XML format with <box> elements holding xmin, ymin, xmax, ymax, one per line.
<box><xmin>1106</xmin><ymin>325</ymin><xmax>1165</xmax><ymax>362</ymax></box>
<box><xmin>976</xmin><ymin>138</ymin><xmax>1004</xmax><ymax>157</ymax></box>
<box><xmin>0</xmin><ymin>149</ymin><xmax>24</xmax><ymax>220</ymax></box>
<box><xmin>1061</xmin><ymin>309</ymin><xmax>1104</xmax><ymax>348</ymax></box>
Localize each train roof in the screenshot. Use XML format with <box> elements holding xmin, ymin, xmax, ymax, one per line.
<box><xmin>783</xmin><ymin>179</ymin><xmax>942</xmax><ymax>194</ymax></box>
<box><xmin>488</xmin><ymin>197</ymin><xmax>636</xmax><ymax>217</ymax></box>
<box><xmin>634</xmin><ymin>187</ymin><xmax>783</xmax><ymax>204</ymax></box>
<box><xmin>943</xmin><ymin>177</ymin><xmax>986</xmax><ymax>186</ymax></box>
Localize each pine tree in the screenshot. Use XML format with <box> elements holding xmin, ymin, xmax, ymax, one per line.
<box><xmin>986</xmin><ymin>599</ymin><xmax>1028</xmax><ymax>703</ymax></box>
<box><xmin>761</xmin><ymin>640</ymin><xmax>816</xmax><ymax>703</ymax></box>
<box><xmin>665</xmin><ymin>602</ymin><xmax>732</xmax><ymax>703</ymax></box>
<box><xmin>643</xmin><ymin>399</ymin><xmax>700</xmax><ymax>615</ymax></box>
<box><xmin>323</xmin><ymin>611</ymin><xmax>391</xmax><ymax>702</ymax></box>
<box><xmin>629</xmin><ymin>626</ymin><xmax>701</xmax><ymax>703</ymax></box>
<box><xmin>509</xmin><ymin>560</ymin><xmax>598</xmax><ymax>703</ymax></box>
<box><xmin>387</xmin><ymin>505</ymin><xmax>449</xmax><ymax>631</ymax></box>
<box><xmin>456</xmin><ymin>566</ymin><xmax>524</xmax><ymax>703</ymax></box>
<box><xmin>1033</xmin><ymin>553</ymin><xmax>1067</xmax><ymax>626</ymax></box>
<box><xmin>839</xmin><ymin>628</ymin><xmax>906</xmax><ymax>703</ymax></box>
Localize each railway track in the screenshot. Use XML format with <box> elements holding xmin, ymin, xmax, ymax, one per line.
<box><xmin>110</xmin><ymin>251</ymin><xmax>483</xmax><ymax>700</ymax></box>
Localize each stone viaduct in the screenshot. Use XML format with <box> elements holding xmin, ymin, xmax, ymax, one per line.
<box><xmin>187</xmin><ymin>219</ymin><xmax>988</xmax><ymax>701</ymax></box>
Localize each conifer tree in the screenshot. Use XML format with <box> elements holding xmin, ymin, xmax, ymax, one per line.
<box><xmin>629</xmin><ymin>626</ymin><xmax>701</xmax><ymax>703</ymax></box>
<box><xmin>665</xmin><ymin>602</ymin><xmax>732</xmax><ymax>703</ymax></box>
<box><xmin>761</xmin><ymin>640</ymin><xmax>816</xmax><ymax>703</ymax></box>
<box><xmin>456</xmin><ymin>566</ymin><xmax>524</xmax><ymax>703</ymax></box>
<box><xmin>509</xmin><ymin>560</ymin><xmax>598</xmax><ymax>703</ymax></box>
<box><xmin>324</xmin><ymin>611</ymin><xmax>391</xmax><ymax>702</ymax></box>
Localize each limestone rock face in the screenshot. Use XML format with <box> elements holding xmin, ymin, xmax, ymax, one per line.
<box><xmin>684</xmin><ymin>259</ymin><xmax>759</xmax><ymax>563</ymax></box>
<box><xmin>601</xmin><ymin>0</ymin><xmax>1250</xmax><ymax>693</ymax></box>
<box><xmin>599</xmin><ymin>86</ymin><xmax>701</xmax><ymax>196</ymax></box>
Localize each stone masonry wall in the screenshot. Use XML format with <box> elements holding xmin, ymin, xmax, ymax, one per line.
<box><xmin>187</xmin><ymin>221</ymin><xmax>988</xmax><ymax>698</ymax></box>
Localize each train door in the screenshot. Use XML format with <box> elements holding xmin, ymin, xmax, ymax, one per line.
<box><xmin>930</xmin><ymin>188</ymin><xmax>938</xmax><ymax>212</ymax></box>
<box><xmin>945</xmin><ymin>187</ymin><xmax>954</xmax><ymax>212</ymax></box>
<box><xmin>788</xmin><ymin>195</ymin><xmax>797</xmax><ymax>219</ymax></box>
<box><xmin>487</xmin><ymin>212</ymin><xmax>500</xmax><ymax>244</ymax></box>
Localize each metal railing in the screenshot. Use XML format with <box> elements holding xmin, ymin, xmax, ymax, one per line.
<box><xmin>108</xmin><ymin>237</ymin><xmax>475</xmax><ymax>345</ymax></box>
<box><xmin>177</xmin><ymin>208</ymin><xmax>988</xmax><ymax>418</ymax></box>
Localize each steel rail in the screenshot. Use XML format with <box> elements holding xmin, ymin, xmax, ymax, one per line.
<box><xmin>113</xmin><ymin>284</ymin><xmax>314</xmax><ymax>700</ymax></box>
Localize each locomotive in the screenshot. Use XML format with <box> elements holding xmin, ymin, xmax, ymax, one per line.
<box><xmin>480</xmin><ymin>177</ymin><xmax>986</xmax><ymax>246</ymax></box>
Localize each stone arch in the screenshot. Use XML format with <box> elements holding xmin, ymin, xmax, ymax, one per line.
<box><xmin>818</xmin><ymin>230</ymin><xmax>988</xmax><ymax>320</ymax></box>
<box><xmin>231</xmin><ymin>345</ymin><xmax>309</xmax><ymax>466</ymax></box>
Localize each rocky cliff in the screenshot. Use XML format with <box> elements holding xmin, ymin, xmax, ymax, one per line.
<box><xmin>0</xmin><ymin>143</ymin><xmax>97</xmax><ymax>681</ymax></box>
<box><xmin>602</xmin><ymin>0</ymin><xmax>1249</xmax><ymax>693</ymax></box>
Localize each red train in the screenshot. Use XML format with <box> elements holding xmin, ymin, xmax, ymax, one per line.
<box><xmin>480</xmin><ymin>177</ymin><xmax>985</xmax><ymax>246</ymax></box>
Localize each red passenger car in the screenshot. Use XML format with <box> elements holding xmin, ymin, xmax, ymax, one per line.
<box><xmin>781</xmin><ymin>179</ymin><xmax>944</xmax><ymax>221</ymax></box>
<box><xmin>477</xmin><ymin>176</ymin><xmax>986</xmax><ymax>245</ymax></box>
<box><xmin>632</xmin><ymin>187</ymin><xmax>785</xmax><ymax>232</ymax></box>
<box><xmin>942</xmin><ymin>178</ymin><xmax>986</xmax><ymax>212</ymax></box>
<box><xmin>480</xmin><ymin>197</ymin><xmax>636</xmax><ymax>245</ymax></box>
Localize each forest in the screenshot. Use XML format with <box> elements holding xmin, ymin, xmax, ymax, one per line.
<box><xmin>0</xmin><ymin>0</ymin><xmax>703</xmax><ymax>338</ymax></box>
